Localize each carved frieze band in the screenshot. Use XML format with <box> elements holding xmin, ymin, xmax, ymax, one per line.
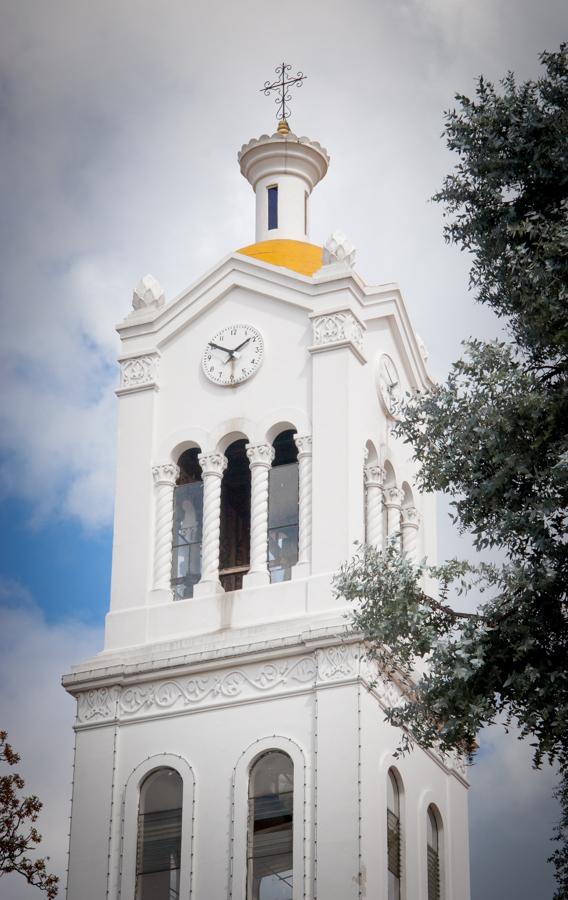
<box><xmin>311</xmin><ymin>312</ymin><xmax>364</xmax><ymax>354</ymax></box>
<box><xmin>118</xmin><ymin>353</ymin><xmax>159</xmax><ymax>392</ymax></box>
<box><xmin>72</xmin><ymin>644</ymin><xmax>467</xmax><ymax>781</ymax></box>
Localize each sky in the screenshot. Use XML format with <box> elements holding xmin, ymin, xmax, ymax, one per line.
<box><xmin>0</xmin><ymin>0</ymin><xmax>566</xmax><ymax>897</ymax></box>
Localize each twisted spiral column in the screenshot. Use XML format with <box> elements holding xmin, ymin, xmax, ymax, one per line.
<box><xmin>294</xmin><ymin>434</ymin><xmax>313</xmax><ymax>574</ymax></box>
<box><xmin>401</xmin><ymin>505</ymin><xmax>420</xmax><ymax>563</ymax></box>
<box><xmin>243</xmin><ymin>443</ymin><xmax>275</xmax><ymax>587</ymax></box>
<box><xmin>364</xmin><ymin>464</ymin><xmax>385</xmax><ymax>549</ymax></box>
<box><xmin>152</xmin><ymin>463</ymin><xmax>180</xmax><ymax>591</ymax></box>
<box><xmin>385</xmin><ymin>486</ymin><xmax>404</xmax><ymax>551</ymax></box>
<box><xmin>195</xmin><ymin>452</ymin><xmax>227</xmax><ymax>594</ymax></box>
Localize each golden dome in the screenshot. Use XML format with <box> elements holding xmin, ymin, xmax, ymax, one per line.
<box><xmin>237</xmin><ymin>239</ymin><xmax>323</xmax><ymax>276</ymax></box>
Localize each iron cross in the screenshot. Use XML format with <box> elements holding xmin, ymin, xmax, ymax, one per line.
<box><xmin>260</xmin><ymin>63</ymin><xmax>307</xmax><ymax>122</ymax></box>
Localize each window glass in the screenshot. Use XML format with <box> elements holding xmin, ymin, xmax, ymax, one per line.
<box><xmin>268</xmin><ymin>186</ymin><xmax>278</xmax><ymax>230</ymax></box>
<box><xmin>268</xmin><ymin>463</ymin><xmax>299</xmax><ymax>583</ymax></box>
<box><xmin>387</xmin><ymin>770</ymin><xmax>401</xmax><ymax>900</ymax></box>
<box><xmin>248</xmin><ymin>752</ymin><xmax>293</xmax><ymax>900</ymax></box>
<box><xmin>427</xmin><ymin>806</ymin><xmax>440</xmax><ymax>900</ymax></box>
<box><xmin>220</xmin><ymin>440</ymin><xmax>251</xmax><ymax>591</ymax></box>
<box><xmin>136</xmin><ymin>769</ymin><xmax>182</xmax><ymax>900</ymax></box>
<box><xmin>172</xmin><ymin>481</ymin><xmax>203</xmax><ymax>600</ymax></box>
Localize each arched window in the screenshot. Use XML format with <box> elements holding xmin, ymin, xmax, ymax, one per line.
<box><xmin>136</xmin><ymin>768</ymin><xmax>183</xmax><ymax>900</ymax></box>
<box><xmin>171</xmin><ymin>449</ymin><xmax>203</xmax><ymax>600</ymax></box>
<box><xmin>247</xmin><ymin>751</ymin><xmax>294</xmax><ymax>900</ymax></box>
<box><xmin>268</xmin><ymin>430</ymin><xmax>299</xmax><ymax>583</ymax></box>
<box><xmin>387</xmin><ymin>769</ymin><xmax>401</xmax><ymax>900</ymax></box>
<box><xmin>427</xmin><ymin>805</ymin><xmax>441</xmax><ymax>900</ymax></box>
<box><xmin>220</xmin><ymin>439</ymin><xmax>251</xmax><ymax>591</ymax></box>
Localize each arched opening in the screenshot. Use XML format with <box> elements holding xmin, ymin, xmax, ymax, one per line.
<box><xmin>401</xmin><ymin>481</ymin><xmax>414</xmax><ymax>509</ymax></box>
<box><xmin>427</xmin><ymin>805</ymin><xmax>442</xmax><ymax>900</ymax></box>
<box><xmin>171</xmin><ymin>448</ymin><xmax>203</xmax><ymax>600</ymax></box>
<box><xmin>220</xmin><ymin>439</ymin><xmax>251</xmax><ymax>591</ymax></box>
<box><xmin>135</xmin><ymin>768</ymin><xmax>183</xmax><ymax>899</ymax></box>
<box><xmin>268</xmin><ymin>430</ymin><xmax>299</xmax><ymax>583</ymax></box>
<box><xmin>247</xmin><ymin>751</ymin><xmax>294</xmax><ymax>900</ymax></box>
<box><xmin>387</xmin><ymin>768</ymin><xmax>402</xmax><ymax>900</ymax></box>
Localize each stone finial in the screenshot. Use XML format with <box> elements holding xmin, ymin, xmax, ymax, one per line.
<box><xmin>132</xmin><ymin>274</ymin><xmax>165</xmax><ymax>311</ymax></box>
<box><xmin>323</xmin><ymin>232</ymin><xmax>356</xmax><ymax>268</ymax></box>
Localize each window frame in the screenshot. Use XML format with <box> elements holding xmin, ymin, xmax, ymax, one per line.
<box><xmin>230</xmin><ymin>736</ymin><xmax>306</xmax><ymax>900</ymax></box>
<box><xmin>119</xmin><ymin>755</ymin><xmax>195</xmax><ymax>900</ymax></box>
<box><xmin>267</xmin><ymin>184</ymin><xmax>278</xmax><ymax>231</ymax></box>
<box><xmin>387</xmin><ymin>768</ymin><xmax>403</xmax><ymax>900</ymax></box>
<box><xmin>426</xmin><ymin>803</ymin><xmax>443</xmax><ymax>900</ymax></box>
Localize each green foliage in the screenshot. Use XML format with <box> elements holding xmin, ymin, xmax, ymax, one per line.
<box><xmin>336</xmin><ymin>43</ymin><xmax>568</xmax><ymax>892</ymax></box>
<box><xmin>0</xmin><ymin>731</ymin><xmax>58</xmax><ymax>898</ymax></box>
<box><xmin>551</xmin><ymin>770</ymin><xmax>568</xmax><ymax>900</ymax></box>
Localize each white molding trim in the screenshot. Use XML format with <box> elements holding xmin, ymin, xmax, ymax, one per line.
<box><xmin>118</xmin><ymin>753</ymin><xmax>195</xmax><ymax>900</ymax></box>
<box><xmin>229</xmin><ymin>735</ymin><xmax>307</xmax><ymax>900</ymax></box>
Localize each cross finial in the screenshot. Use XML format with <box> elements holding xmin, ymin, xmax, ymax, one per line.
<box><xmin>260</xmin><ymin>63</ymin><xmax>307</xmax><ymax>128</ymax></box>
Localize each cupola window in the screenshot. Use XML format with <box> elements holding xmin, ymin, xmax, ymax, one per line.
<box><xmin>171</xmin><ymin>449</ymin><xmax>203</xmax><ymax>600</ymax></box>
<box><xmin>136</xmin><ymin>768</ymin><xmax>183</xmax><ymax>900</ymax></box>
<box><xmin>267</xmin><ymin>185</ymin><xmax>278</xmax><ymax>230</ymax></box>
<box><xmin>247</xmin><ymin>751</ymin><xmax>293</xmax><ymax>900</ymax></box>
<box><xmin>268</xmin><ymin>430</ymin><xmax>299</xmax><ymax>583</ymax></box>
<box><xmin>220</xmin><ymin>439</ymin><xmax>251</xmax><ymax>591</ymax></box>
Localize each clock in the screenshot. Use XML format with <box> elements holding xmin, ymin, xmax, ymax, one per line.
<box><xmin>377</xmin><ymin>353</ymin><xmax>402</xmax><ymax>417</ymax></box>
<box><xmin>202</xmin><ymin>323</ymin><xmax>264</xmax><ymax>386</ymax></box>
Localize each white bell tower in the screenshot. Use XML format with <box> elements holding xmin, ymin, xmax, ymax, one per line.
<box><xmin>63</xmin><ymin>111</ymin><xmax>471</xmax><ymax>900</ymax></box>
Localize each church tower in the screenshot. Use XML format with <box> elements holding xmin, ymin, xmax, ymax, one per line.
<box><xmin>63</xmin><ymin>78</ymin><xmax>470</xmax><ymax>900</ymax></box>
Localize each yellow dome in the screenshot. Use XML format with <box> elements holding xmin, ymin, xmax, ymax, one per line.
<box><xmin>237</xmin><ymin>239</ymin><xmax>323</xmax><ymax>277</ymax></box>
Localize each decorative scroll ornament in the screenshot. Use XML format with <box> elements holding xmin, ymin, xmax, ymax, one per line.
<box><xmin>316</xmin><ymin>644</ymin><xmax>361</xmax><ymax>681</ymax></box>
<box><xmin>132</xmin><ymin>273</ymin><xmax>165</xmax><ymax>311</ymax></box>
<box><xmin>311</xmin><ymin>312</ymin><xmax>364</xmax><ymax>354</ymax></box>
<box><xmin>119</xmin><ymin>354</ymin><xmax>158</xmax><ymax>390</ymax></box>
<box><xmin>260</xmin><ymin>62</ymin><xmax>307</xmax><ymax>124</ymax></box>
<box><xmin>77</xmin><ymin>686</ymin><xmax>120</xmax><ymax>722</ymax></box>
<box><xmin>364</xmin><ymin>464</ymin><xmax>385</xmax><ymax>488</ymax></box>
<box><xmin>198</xmin><ymin>452</ymin><xmax>228</xmax><ymax>478</ymax></box>
<box><xmin>385</xmin><ymin>486</ymin><xmax>405</xmax><ymax>508</ymax></box>
<box><xmin>294</xmin><ymin>434</ymin><xmax>312</xmax><ymax>457</ymax></box>
<box><xmin>152</xmin><ymin>463</ymin><xmax>180</xmax><ymax>486</ymax></box>
<box><xmin>323</xmin><ymin>231</ymin><xmax>357</xmax><ymax>268</ymax></box>
<box><xmin>401</xmin><ymin>505</ymin><xmax>420</xmax><ymax>527</ymax></box>
<box><xmin>246</xmin><ymin>443</ymin><xmax>275</xmax><ymax>468</ymax></box>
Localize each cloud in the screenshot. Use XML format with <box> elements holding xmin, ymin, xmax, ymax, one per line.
<box><xmin>0</xmin><ymin>585</ymin><xmax>102</xmax><ymax>900</ymax></box>
<box><xmin>469</xmin><ymin>724</ymin><xmax>560</xmax><ymax>899</ymax></box>
<box><xmin>1</xmin><ymin>0</ymin><xmax>566</xmax><ymax>531</ymax></box>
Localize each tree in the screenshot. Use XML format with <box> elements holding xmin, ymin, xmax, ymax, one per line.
<box><xmin>334</xmin><ymin>44</ymin><xmax>568</xmax><ymax>894</ymax></box>
<box><xmin>0</xmin><ymin>731</ymin><xmax>58</xmax><ymax>898</ymax></box>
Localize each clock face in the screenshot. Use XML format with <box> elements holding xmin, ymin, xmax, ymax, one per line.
<box><xmin>202</xmin><ymin>323</ymin><xmax>264</xmax><ymax>386</ymax></box>
<box><xmin>377</xmin><ymin>353</ymin><xmax>402</xmax><ymax>417</ymax></box>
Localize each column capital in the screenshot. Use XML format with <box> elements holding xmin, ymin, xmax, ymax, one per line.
<box><xmin>384</xmin><ymin>486</ymin><xmax>404</xmax><ymax>508</ymax></box>
<box><xmin>364</xmin><ymin>464</ymin><xmax>385</xmax><ymax>488</ymax></box>
<box><xmin>294</xmin><ymin>434</ymin><xmax>313</xmax><ymax>457</ymax></box>
<box><xmin>246</xmin><ymin>443</ymin><xmax>275</xmax><ymax>468</ymax></box>
<box><xmin>401</xmin><ymin>505</ymin><xmax>420</xmax><ymax>528</ymax></box>
<box><xmin>152</xmin><ymin>462</ymin><xmax>180</xmax><ymax>486</ymax></box>
<box><xmin>198</xmin><ymin>452</ymin><xmax>227</xmax><ymax>478</ymax></box>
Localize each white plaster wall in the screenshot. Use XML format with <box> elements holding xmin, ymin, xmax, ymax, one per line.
<box><xmin>254</xmin><ymin>172</ymin><xmax>309</xmax><ymax>242</ymax></box>
<box><xmin>67</xmin><ymin>651</ymin><xmax>469</xmax><ymax>900</ymax></box>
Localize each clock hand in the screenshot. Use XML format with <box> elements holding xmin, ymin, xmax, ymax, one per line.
<box><xmin>232</xmin><ymin>336</ymin><xmax>252</xmax><ymax>353</ymax></box>
<box><xmin>208</xmin><ymin>342</ymin><xmax>232</xmax><ymax>355</ymax></box>
<box><xmin>222</xmin><ymin>337</ymin><xmax>252</xmax><ymax>365</ymax></box>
